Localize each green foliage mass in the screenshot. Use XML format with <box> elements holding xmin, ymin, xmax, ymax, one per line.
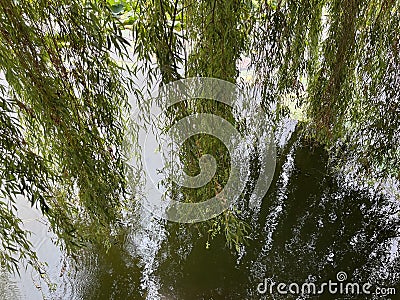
<box><xmin>0</xmin><ymin>0</ymin><xmax>132</xmax><ymax>273</ymax></box>
<box><xmin>0</xmin><ymin>0</ymin><xmax>399</xmax><ymax>273</ymax></box>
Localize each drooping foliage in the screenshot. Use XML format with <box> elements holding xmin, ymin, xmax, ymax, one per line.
<box><xmin>131</xmin><ymin>0</ymin><xmax>254</xmax><ymax>250</ymax></box>
<box><xmin>250</xmin><ymin>0</ymin><xmax>400</xmax><ymax>178</ymax></box>
<box><xmin>126</xmin><ymin>0</ymin><xmax>400</xmax><ymax>247</ymax></box>
<box><xmin>0</xmin><ymin>0</ymin><xmax>399</xmax><ymax>274</ymax></box>
<box><xmin>0</xmin><ymin>0</ymin><xmax>132</xmax><ymax>272</ymax></box>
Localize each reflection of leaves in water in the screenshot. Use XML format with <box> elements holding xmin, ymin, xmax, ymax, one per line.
<box><xmin>44</xmin><ymin>134</ymin><xmax>399</xmax><ymax>300</ymax></box>
<box><xmin>0</xmin><ymin>269</ymin><xmax>21</xmax><ymax>299</ymax></box>
<box><xmin>143</xmin><ymin>136</ymin><xmax>400</xmax><ymax>299</ymax></box>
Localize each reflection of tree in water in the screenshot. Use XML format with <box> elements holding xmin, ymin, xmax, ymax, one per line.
<box><xmin>0</xmin><ymin>269</ymin><xmax>20</xmax><ymax>300</ymax></box>
<box><xmin>64</xmin><ymin>130</ymin><xmax>400</xmax><ymax>299</ymax></box>
<box><xmin>250</xmin><ymin>140</ymin><xmax>400</xmax><ymax>299</ymax></box>
<box><xmin>0</xmin><ymin>0</ymin><xmax>399</xmax><ymax>298</ymax></box>
<box><xmin>151</xmin><ymin>133</ymin><xmax>400</xmax><ymax>299</ymax></box>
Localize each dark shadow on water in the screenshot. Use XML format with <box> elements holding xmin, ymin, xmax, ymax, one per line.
<box><xmin>75</xmin><ymin>135</ymin><xmax>400</xmax><ymax>300</ymax></box>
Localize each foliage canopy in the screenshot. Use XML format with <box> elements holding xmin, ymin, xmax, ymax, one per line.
<box><xmin>0</xmin><ymin>0</ymin><xmax>399</xmax><ymax>273</ymax></box>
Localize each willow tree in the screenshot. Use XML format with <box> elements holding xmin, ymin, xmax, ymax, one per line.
<box><xmin>249</xmin><ymin>0</ymin><xmax>400</xmax><ymax>179</ymax></box>
<box><xmin>130</xmin><ymin>0</ymin><xmax>399</xmax><ymax>174</ymax></box>
<box><xmin>131</xmin><ymin>0</ymin><xmax>255</xmax><ymax>250</ymax></box>
<box><xmin>1</xmin><ymin>0</ymin><xmax>399</xmax><ymax>274</ymax></box>
<box><xmin>0</xmin><ymin>0</ymin><xmax>132</xmax><ymax>273</ymax></box>
<box><xmin>126</xmin><ymin>0</ymin><xmax>400</xmax><ymax>246</ymax></box>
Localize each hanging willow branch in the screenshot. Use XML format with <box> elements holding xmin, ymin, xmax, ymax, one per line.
<box><xmin>251</xmin><ymin>0</ymin><xmax>400</xmax><ymax>178</ymax></box>
<box><xmin>0</xmin><ymin>0</ymin><xmax>133</xmax><ymax>273</ymax></box>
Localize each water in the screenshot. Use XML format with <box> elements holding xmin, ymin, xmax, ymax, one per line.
<box><xmin>3</xmin><ymin>124</ymin><xmax>399</xmax><ymax>299</ymax></box>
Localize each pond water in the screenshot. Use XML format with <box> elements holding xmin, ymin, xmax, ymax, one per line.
<box><xmin>2</xmin><ymin>122</ymin><xmax>399</xmax><ymax>299</ymax></box>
